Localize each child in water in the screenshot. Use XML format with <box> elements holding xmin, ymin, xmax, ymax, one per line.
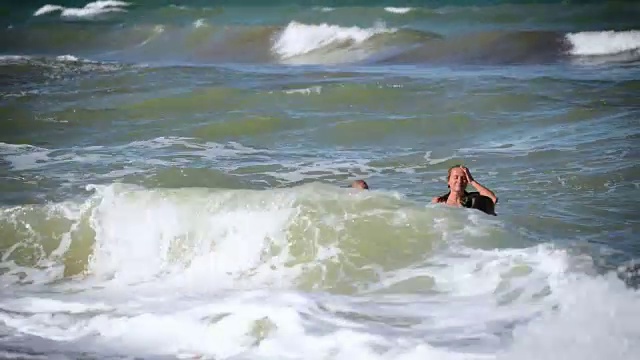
<box><xmin>350</xmin><ymin>180</ymin><xmax>369</xmax><ymax>190</ymax></box>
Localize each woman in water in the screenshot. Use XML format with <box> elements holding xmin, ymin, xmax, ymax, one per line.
<box><xmin>432</xmin><ymin>165</ymin><xmax>498</xmax><ymax>215</ymax></box>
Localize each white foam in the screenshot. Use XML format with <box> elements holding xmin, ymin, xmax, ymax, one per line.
<box><xmin>193</xmin><ymin>18</ymin><xmax>206</xmax><ymax>28</ymax></box>
<box><xmin>262</xmin><ymin>156</ymin><xmax>373</xmax><ymax>184</ymax></box>
<box><xmin>283</xmin><ymin>86</ymin><xmax>323</xmax><ymax>95</ymax></box>
<box><xmin>566</xmin><ymin>30</ymin><xmax>640</xmax><ymax>56</ymax></box>
<box><xmin>424</xmin><ymin>151</ymin><xmax>456</xmax><ymax>165</ymax></box>
<box><xmin>85</xmin><ymin>184</ymin><xmax>301</xmax><ymax>287</ymax></box>
<box><xmin>427</xmin><ymin>243</ymin><xmax>567</xmax><ymax>298</ymax></box>
<box><xmin>0</xmin><ymin>143</ymin><xmax>53</xmax><ymax>171</ymax></box>
<box><xmin>272</xmin><ymin>21</ymin><xmax>394</xmax><ymax>60</ymax></box>
<box><xmin>0</xmin><ymin>290</ymin><xmax>493</xmax><ymax>359</ymax></box>
<box><xmin>0</xmin><ymin>138</ymin><xmax>272</xmax><ymax>185</ymax></box>
<box><xmin>0</xmin><ymin>137</ymin><xmax>449</xmax><ymax>192</ymax></box>
<box><xmin>33</xmin><ymin>1</ymin><xmax>130</xmax><ymax>19</ymax></box>
<box><xmin>0</xmin><ymin>351</ymin><xmax>47</xmax><ymax>360</ymax></box>
<box><xmin>142</xmin><ymin>138</ymin><xmax>385</xmax><ymax>184</ymax></box>
<box><xmin>385</xmin><ymin>7</ymin><xmax>412</xmax><ymax>14</ymax></box>
<box><xmin>0</xmin><ymin>136</ymin><xmax>427</xmax><ymax>190</ymax></box>
<box><xmin>0</xmin><ymin>185</ymin><xmax>638</xmax><ymax>359</ymax></box>
<box><xmin>500</xmin><ymin>273</ymin><xmax>640</xmax><ymax>360</ymax></box>
<box><xmin>55</xmin><ymin>55</ymin><xmax>80</xmax><ymax>62</ymax></box>
<box><xmin>0</xmin><ymin>54</ymin><xmax>97</xmax><ymax>65</ymax></box>
<box><xmin>0</xmin><ymin>143</ymin><xmax>117</xmax><ymax>173</ymax></box>
<box><xmin>3</xmin><ymin>298</ymin><xmax>112</xmax><ymax>315</ymax></box>
<box><xmin>33</xmin><ymin>4</ymin><xmax>65</xmax><ymax>16</ymax></box>
<box><xmin>0</xmin><ymin>55</ymin><xmax>31</xmax><ymax>62</ymax></box>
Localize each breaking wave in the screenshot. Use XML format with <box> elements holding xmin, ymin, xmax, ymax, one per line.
<box><xmin>3</xmin><ymin>16</ymin><xmax>639</xmax><ymax>66</ymax></box>
<box><xmin>0</xmin><ymin>183</ymin><xmax>638</xmax><ymax>359</ymax></box>
<box><xmin>33</xmin><ymin>1</ymin><xmax>131</xmax><ymax>19</ymax></box>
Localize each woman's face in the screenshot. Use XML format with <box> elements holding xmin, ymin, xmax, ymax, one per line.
<box><xmin>448</xmin><ymin>167</ymin><xmax>468</xmax><ymax>192</ymax></box>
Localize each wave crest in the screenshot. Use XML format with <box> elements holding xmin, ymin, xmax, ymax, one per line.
<box><xmin>34</xmin><ymin>1</ymin><xmax>131</xmax><ymax>19</ymax></box>
<box><xmin>566</xmin><ymin>30</ymin><xmax>640</xmax><ymax>56</ymax></box>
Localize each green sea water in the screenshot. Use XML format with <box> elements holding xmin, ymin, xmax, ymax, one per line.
<box><xmin>0</xmin><ymin>1</ymin><xmax>639</xmax><ymax>359</ymax></box>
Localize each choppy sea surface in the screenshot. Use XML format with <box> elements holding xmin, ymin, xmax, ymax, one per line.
<box><xmin>1</xmin><ymin>1</ymin><xmax>639</xmax><ymax>359</ymax></box>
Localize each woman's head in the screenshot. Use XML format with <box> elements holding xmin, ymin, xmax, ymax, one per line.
<box><xmin>447</xmin><ymin>165</ymin><xmax>468</xmax><ymax>193</ymax></box>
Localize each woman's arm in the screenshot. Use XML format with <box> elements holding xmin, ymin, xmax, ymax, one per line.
<box><xmin>461</xmin><ymin>167</ymin><xmax>498</xmax><ymax>204</ymax></box>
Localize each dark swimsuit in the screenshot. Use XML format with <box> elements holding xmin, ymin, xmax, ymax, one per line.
<box><xmin>436</xmin><ymin>191</ymin><xmax>478</xmax><ymax>207</ymax></box>
<box><xmin>436</xmin><ymin>191</ymin><xmax>496</xmax><ymax>216</ymax></box>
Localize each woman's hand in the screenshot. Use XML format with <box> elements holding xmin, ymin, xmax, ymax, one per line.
<box><xmin>460</xmin><ymin>166</ymin><xmax>498</xmax><ymax>204</ymax></box>
<box><xmin>461</xmin><ymin>166</ymin><xmax>474</xmax><ymax>183</ymax></box>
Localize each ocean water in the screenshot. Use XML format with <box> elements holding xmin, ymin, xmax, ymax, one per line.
<box><xmin>1</xmin><ymin>0</ymin><xmax>639</xmax><ymax>359</ymax></box>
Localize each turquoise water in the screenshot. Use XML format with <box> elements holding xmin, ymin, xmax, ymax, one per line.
<box><xmin>0</xmin><ymin>1</ymin><xmax>639</xmax><ymax>359</ymax></box>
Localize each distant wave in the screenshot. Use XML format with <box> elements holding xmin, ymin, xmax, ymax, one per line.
<box><xmin>272</xmin><ymin>21</ymin><xmax>395</xmax><ymax>63</ymax></box>
<box><xmin>566</xmin><ymin>30</ymin><xmax>640</xmax><ymax>56</ymax></box>
<box><xmin>0</xmin><ymin>54</ymin><xmax>126</xmax><ymax>93</ymax></box>
<box><xmin>33</xmin><ymin>1</ymin><xmax>131</xmax><ymax>19</ymax></box>
<box><xmin>384</xmin><ymin>7</ymin><xmax>412</xmax><ymax>14</ymax></box>
<box><xmin>3</xmin><ymin>19</ymin><xmax>639</xmax><ymax>66</ymax></box>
